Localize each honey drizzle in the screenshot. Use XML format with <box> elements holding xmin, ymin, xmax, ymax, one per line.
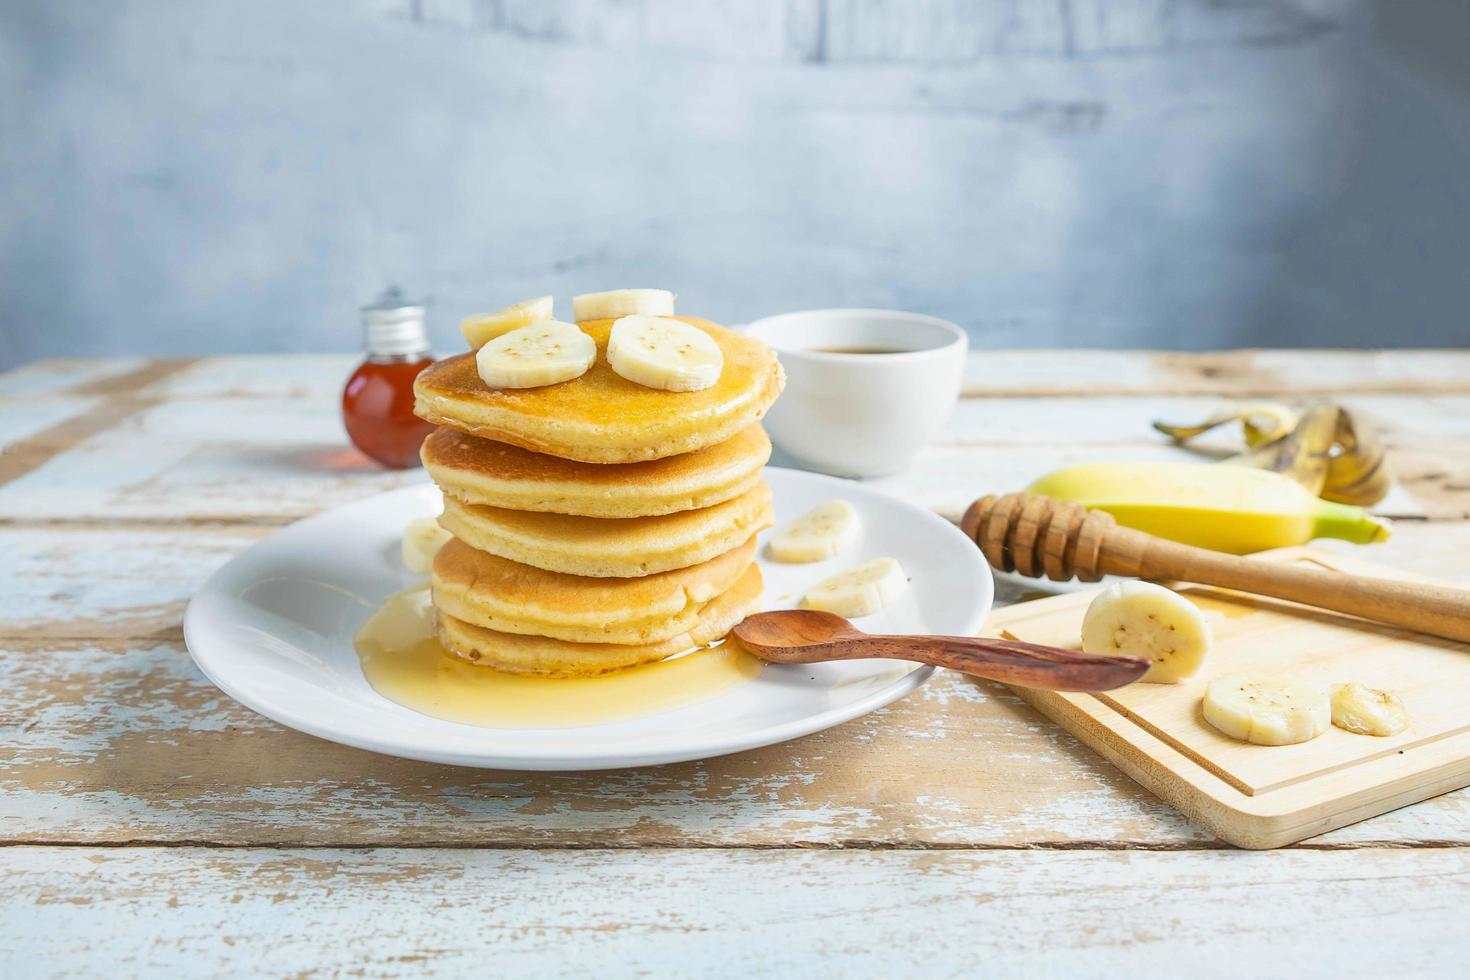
<box><xmin>354</xmin><ymin>586</ymin><xmax>763</xmax><ymax>729</ymax></box>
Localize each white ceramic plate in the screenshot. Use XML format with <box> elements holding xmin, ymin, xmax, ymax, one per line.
<box><xmin>183</xmin><ymin>467</ymin><xmax>993</xmax><ymax>770</ymax></box>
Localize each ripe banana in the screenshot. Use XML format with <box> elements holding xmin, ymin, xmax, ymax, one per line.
<box><xmin>1330</xmin><ymin>682</ymin><xmax>1409</xmax><ymax>736</ymax></box>
<box><xmin>606</xmin><ymin>314</ymin><xmax>723</xmax><ymax>392</ymax></box>
<box><xmin>572</xmin><ymin>288</ymin><xmax>675</xmax><ymax>321</ymax></box>
<box><xmin>460</xmin><ymin>296</ymin><xmax>554</xmax><ymax>350</ymax></box>
<box><xmin>1079</xmin><ymin>581</ymin><xmax>1210</xmax><ymax>683</ymax></box>
<box><xmin>768</xmin><ymin>500</ymin><xmax>859</xmax><ymax>563</ymax></box>
<box><xmin>1026</xmin><ymin>462</ymin><xmax>1390</xmax><ymax>554</ymax></box>
<box><xmin>401</xmin><ymin>516</ymin><xmax>452</xmax><ymax>575</ymax></box>
<box><xmin>475</xmin><ymin>320</ymin><xmax>596</xmax><ymax>389</ymax></box>
<box><xmin>802</xmin><ymin>557</ymin><xmax>908</xmax><ymax>618</ymax></box>
<box><xmin>1202</xmin><ymin>673</ymin><xmax>1331</xmax><ymax>745</ymax></box>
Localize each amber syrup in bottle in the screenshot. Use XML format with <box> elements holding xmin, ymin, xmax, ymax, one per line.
<box><xmin>342</xmin><ymin>288</ymin><xmax>437</xmax><ymax>469</ymax></box>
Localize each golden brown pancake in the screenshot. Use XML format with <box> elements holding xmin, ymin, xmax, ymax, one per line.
<box><xmin>440</xmin><ymin>481</ymin><xmax>772</xmax><ymax>578</ymax></box>
<box><xmin>422</xmin><ymin>424</ymin><xmax>770</xmax><ymax>519</ymax></box>
<box><xmin>437</xmin><ymin>563</ymin><xmax>763</xmax><ymax>676</ymax></box>
<box><xmin>414</xmin><ymin>317</ymin><xmax>784</xmax><ymax>463</ymax></box>
<box><xmin>430</xmin><ymin>535</ymin><xmax>756</xmax><ymax>645</ymax></box>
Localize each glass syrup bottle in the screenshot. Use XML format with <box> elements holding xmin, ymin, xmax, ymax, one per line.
<box><xmin>342</xmin><ymin>288</ymin><xmax>437</xmax><ymax>469</ymax></box>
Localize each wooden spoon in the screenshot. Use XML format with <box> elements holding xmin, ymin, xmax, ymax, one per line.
<box><xmin>732</xmin><ymin>609</ymin><xmax>1149</xmax><ymax>692</ymax></box>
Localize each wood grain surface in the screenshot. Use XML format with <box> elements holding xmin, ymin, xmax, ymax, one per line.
<box><xmin>3</xmin><ymin>351</ymin><xmax>1469</xmax><ymax>974</ymax></box>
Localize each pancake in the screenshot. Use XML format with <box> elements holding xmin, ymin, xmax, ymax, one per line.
<box><xmin>422</xmin><ymin>424</ymin><xmax>771</xmax><ymax>519</ymax></box>
<box><xmin>431</xmin><ymin>535</ymin><xmax>756</xmax><ymax>645</ymax></box>
<box><xmin>440</xmin><ymin>481</ymin><xmax>772</xmax><ymax>578</ymax></box>
<box><xmin>437</xmin><ymin>564</ymin><xmax>763</xmax><ymax>676</ymax></box>
<box><xmin>414</xmin><ymin>317</ymin><xmax>785</xmax><ymax>463</ymax></box>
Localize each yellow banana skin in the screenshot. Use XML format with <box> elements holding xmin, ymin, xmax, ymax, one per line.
<box><xmin>1026</xmin><ymin>462</ymin><xmax>1391</xmax><ymax>555</ymax></box>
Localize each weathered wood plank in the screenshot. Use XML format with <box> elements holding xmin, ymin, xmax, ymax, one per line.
<box><xmin>142</xmin><ymin>353</ymin><xmax>357</xmax><ymax>400</ymax></box>
<box><xmin>0</xmin><ymin>398</ymin><xmax>99</xmax><ymax>451</ymax></box>
<box><xmin>960</xmin><ymin>349</ymin><xmax>1470</xmax><ymax>397</ymax></box>
<box><xmin>0</xmin><ymin>527</ymin><xmax>267</xmax><ymax>639</ymax></box>
<box><xmin>8</xmin><ymin>349</ymin><xmax>1469</xmax><ymax>402</ymax></box>
<box><xmin>4</xmin><ymin>847</ymin><xmax>1469</xmax><ymax>976</ymax></box>
<box><xmin>0</xmin><ymin>394</ymin><xmax>426</xmax><ymax>523</ymax></box>
<box><xmin>0</xmin><ymin>639</ymin><xmax>1207</xmax><ymax>847</ymax></box>
<box><xmin>104</xmin><ymin>351</ymin><xmax>1470</xmax><ymax>402</ymax></box>
<box><xmin>7</xmin><ymin>631</ymin><xmax>1470</xmax><ymax>848</ymax></box>
<box><xmin>0</xmin><ymin>357</ymin><xmax>147</xmax><ymax>398</ymax></box>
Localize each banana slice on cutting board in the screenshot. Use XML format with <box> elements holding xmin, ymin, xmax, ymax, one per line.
<box><xmin>1080</xmin><ymin>581</ymin><xmax>1211</xmax><ymax>683</ymax></box>
<box><xmin>573</xmin><ymin>288</ymin><xmax>675</xmax><ymax>321</ymax></box>
<box><xmin>1203</xmin><ymin>673</ymin><xmax>1331</xmax><ymax>745</ymax></box>
<box><xmin>768</xmin><ymin>500</ymin><xmax>859</xmax><ymax>563</ymax></box>
<box><xmin>476</xmin><ymin>320</ymin><xmax>596</xmax><ymax>389</ymax></box>
<box><xmin>607</xmin><ymin>314</ymin><xmax>723</xmax><ymax>392</ymax></box>
<box><xmin>802</xmin><ymin>557</ymin><xmax>907</xmax><ymax>618</ymax></box>
<box><xmin>461</xmin><ymin>296</ymin><xmax>554</xmax><ymax>350</ymax></box>
<box><xmin>402</xmin><ymin>516</ymin><xmax>453</xmax><ymax>575</ymax></box>
<box><xmin>1330</xmin><ymin>682</ymin><xmax>1409</xmax><ymax>736</ymax></box>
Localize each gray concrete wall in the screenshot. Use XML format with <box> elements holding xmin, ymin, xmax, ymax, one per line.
<box><xmin>2</xmin><ymin>1</ymin><xmax>1468</xmax><ymax>368</ymax></box>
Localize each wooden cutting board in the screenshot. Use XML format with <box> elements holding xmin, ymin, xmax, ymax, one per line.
<box><xmin>984</xmin><ymin>547</ymin><xmax>1470</xmax><ymax>849</ymax></box>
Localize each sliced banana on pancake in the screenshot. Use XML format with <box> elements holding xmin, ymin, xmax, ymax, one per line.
<box><xmin>572</xmin><ymin>288</ymin><xmax>675</xmax><ymax>321</ymax></box>
<box><xmin>460</xmin><ymin>295</ymin><xmax>554</xmax><ymax>350</ymax></box>
<box><xmin>401</xmin><ymin>515</ymin><xmax>452</xmax><ymax>575</ymax></box>
<box><xmin>768</xmin><ymin>499</ymin><xmax>859</xmax><ymax>563</ymax></box>
<box><xmin>802</xmin><ymin>557</ymin><xmax>907</xmax><ymax>618</ymax></box>
<box><xmin>475</xmin><ymin>319</ymin><xmax>595</xmax><ymax>389</ymax></box>
<box><xmin>1080</xmin><ymin>581</ymin><xmax>1210</xmax><ymax>684</ymax></box>
<box><xmin>1330</xmin><ymin>682</ymin><xmax>1409</xmax><ymax>736</ymax></box>
<box><xmin>607</xmin><ymin>314</ymin><xmax>724</xmax><ymax>392</ymax></box>
<box><xmin>1203</xmin><ymin>673</ymin><xmax>1330</xmax><ymax>745</ymax></box>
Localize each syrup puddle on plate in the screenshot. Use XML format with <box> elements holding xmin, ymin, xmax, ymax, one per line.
<box><xmin>354</xmin><ymin>586</ymin><xmax>764</xmax><ymax>729</ymax></box>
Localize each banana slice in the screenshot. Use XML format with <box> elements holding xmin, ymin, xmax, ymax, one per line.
<box><xmin>802</xmin><ymin>557</ymin><xmax>907</xmax><ymax>618</ymax></box>
<box><xmin>606</xmin><ymin>314</ymin><xmax>723</xmax><ymax>392</ymax></box>
<box><xmin>1079</xmin><ymin>581</ymin><xmax>1210</xmax><ymax>683</ymax></box>
<box><xmin>460</xmin><ymin>296</ymin><xmax>554</xmax><ymax>350</ymax></box>
<box><xmin>475</xmin><ymin>320</ymin><xmax>595</xmax><ymax>389</ymax></box>
<box><xmin>768</xmin><ymin>500</ymin><xmax>860</xmax><ymax>563</ymax></box>
<box><xmin>572</xmin><ymin>288</ymin><xmax>675</xmax><ymax>322</ymax></box>
<box><xmin>402</xmin><ymin>516</ymin><xmax>452</xmax><ymax>575</ymax></box>
<box><xmin>1330</xmin><ymin>682</ymin><xmax>1409</xmax><ymax>736</ymax></box>
<box><xmin>1203</xmin><ymin>673</ymin><xmax>1331</xmax><ymax>745</ymax></box>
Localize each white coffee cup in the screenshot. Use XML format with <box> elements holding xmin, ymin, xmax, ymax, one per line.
<box><xmin>743</xmin><ymin>308</ymin><xmax>968</xmax><ymax>478</ymax></box>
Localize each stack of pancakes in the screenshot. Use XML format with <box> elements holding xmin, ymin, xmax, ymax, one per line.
<box><xmin>414</xmin><ymin>315</ymin><xmax>785</xmax><ymax>676</ymax></box>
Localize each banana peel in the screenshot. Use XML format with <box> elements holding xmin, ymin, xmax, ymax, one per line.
<box><xmin>1232</xmin><ymin>403</ymin><xmax>1338</xmax><ymax>497</ymax></box>
<box><xmin>1153</xmin><ymin>401</ymin><xmax>1298</xmax><ymax>448</ymax></box>
<box><xmin>1323</xmin><ymin>410</ymin><xmax>1394</xmax><ymax>506</ymax></box>
<box><xmin>1154</xmin><ymin>401</ymin><xmax>1392</xmax><ymax>506</ymax></box>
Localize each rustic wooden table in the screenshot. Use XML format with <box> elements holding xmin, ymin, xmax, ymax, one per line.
<box><xmin>2</xmin><ymin>351</ymin><xmax>1469</xmax><ymax>975</ymax></box>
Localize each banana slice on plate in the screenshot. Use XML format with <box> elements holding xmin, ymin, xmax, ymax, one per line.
<box><xmin>1080</xmin><ymin>581</ymin><xmax>1210</xmax><ymax>683</ymax></box>
<box><xmin>607</xmin><ymin>314</ymin><xmax>723</xmax><ymax>392</ymax></box>
<box><xmin>460</xmin><ymin>296</ymin><xmax>554</xmax><ymax>350</ymax></box>
<box><xmin>1330</xmin><ymin>682</ymin><xmax>1409</xmax><ymax>736</ymax></box>
<box><xmin>402</xmin><ymin>516</ymin><xmax>453</xmax><ymax>575</ymax></box>
<box><xmin>802</xmin><ymin>557</ymin><xmax>907</xmax><ymax>618</ymax></box>
<box><xmin>572</xmin><ymin>288</ymin><xmax>675</xmax><ymax>321</ymax></box>
<box><xmin>768</xmin><ymin>500</ymin><xmax>859</xmax><ymax>563</ymax></box>
<box><xmin>476</xmin><ymin>320</ymin><xmax>596</xmax><ymax>389</ymax></box>
<box><xmin>1203</xmin><ymin>673</ymin><xmax>1331</xmax><ymax>745</ymax></box>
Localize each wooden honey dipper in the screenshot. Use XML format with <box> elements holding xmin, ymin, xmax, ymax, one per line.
<box><xmin>961</xmin><ymin>492</ymin><xmax>1470</xmax><ymax>645</ymax></box>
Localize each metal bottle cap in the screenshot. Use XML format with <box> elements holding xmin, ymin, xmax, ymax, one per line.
<box><xmin>360</xmin><ymin>287</ymin><xmax>428</xmax><ymax>356</ymax></box>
